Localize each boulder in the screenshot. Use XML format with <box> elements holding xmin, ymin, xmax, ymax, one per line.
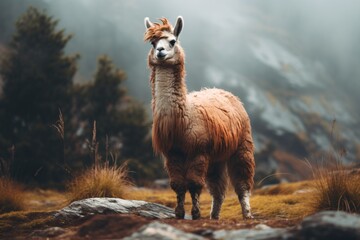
<box><xmin>53</xmin><ymin>199</ymin><xmax>360</xmax><ymax>240</ymax></box>
<box><xmin>124</xmin><ymin>221</ymin><xmax>205</xmax><ymax>240</ymax></box>
<box><xmin>298</xmin><ymin>211</ymin><xmax>360</xmax><ymax>239</ymax></box>
<box><xmin>212</xmin><ymin>224</ymin><xmax>291</xmax><ymax>240</ymax></box>
<box><xmin>30</xmin><ymin>227</ymin><xmax>66</xmax><ymax>238</ymax></box>
<box><xmin>55</xmin><ymin>198</ymin><xmax>177</xmax><ymax>222</ymax></box>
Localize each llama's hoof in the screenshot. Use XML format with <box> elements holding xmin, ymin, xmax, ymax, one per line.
<box><xmin>243</xmin><ymin>214</ymin><xmax>254</xmax><ymax>220</ymax></box>
<box><xmin>175</xmin><ymin>207</ymin><xmax>185</xmax><ymax>219</ymax></box>
<box><xmin>210</xmin><ymin>215</ymin><xmax>219</xmax><ymax>220</ymax></box>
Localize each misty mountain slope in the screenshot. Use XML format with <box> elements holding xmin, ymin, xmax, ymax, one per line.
<box><xmin>189</xmin><ymin>9</ymin><xmax>360</xmax><ymax>181</ymax></box>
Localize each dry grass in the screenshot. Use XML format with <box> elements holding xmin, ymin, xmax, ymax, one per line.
<box><xmin>0</xmin><ymin>181</ymin><xmax>315</xmax><ymax>237</ymax></box>
<box><xmin>131</xmin><ymin>181</ymin><xmax>315</xmax><ymax>220</ymax></box>
<box><xmin>306</xmin><ymin>120</ymin><xmax>360</xmax><ymax>213</ymax></box>
<box><xmin>66</xmin><ymin>121</ymin><xmax>132</xmax><ymax>203</ymax></box>
<box><xmin>23</xmin><ymin>189</ymin><xmax>67</xmax><ymax>211</ymax></box>
<box><xmin>311</xmin><ymin>164</ymin><xmax>360</xmax><ymax>213</ymax></box>
<box><xmin>67</xmin><ymin>163</ymin><xmax>131</xmax><ymax>203</ymax></box>
<box><xmin>0</xmin><ymin>177</ymin><xmax>25</xmax><ymax>214</ymax></box>
<box><xmin>255</xmin><ymin>181</ymin><xmax>313</xmax><ymax>195</ymax></box>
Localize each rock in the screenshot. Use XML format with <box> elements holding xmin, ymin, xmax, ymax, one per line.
<box><xmin>53</xmin><ymin>199</ymin><xmax>360</xmax><ymax>240</ymax></box>
<box><xmin>253</xmin><ymin>223</ymin><xmax>272</xmax><ymax>230</ymax></box>
<box><xmin>298</xmin><ymin>211</ymin><xmax>360</xmax><ymax>239</ymax></box>
<box><xmin>55</xmin><ymin>198</ymin><xmax>177</xmax><ymax>222</ymax></box>
<box><xmin>211</xmin><ymin>211</ymin><xmax>360</xmax><ymax>240</ymax></box>
<box><xmin>153</xmin><ymin>179</ymin><xmax>169</xmax><ymax>189</ymax></box>
<box><xmin>212</xmin><ymin>226</ymin><xmax>291</xmax><ymax>240</ymax></box>
<box><xmin>30</xmin><ymin>227</ymin><xmax>66</xmax><ymax>238</ymax></box>
<box><xmin>123</xmin><ymin>221</ymin><xmax>205</xmax><ymax>240</ymax></box>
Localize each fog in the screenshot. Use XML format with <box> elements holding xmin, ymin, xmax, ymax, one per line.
<box><xmin>27</xmin><ymin>0</ymin><xmax>357</xmax><ymax>108</ymax></box>
<box><xmin>2</xmin><ymin>1</ymin><xmax>359</xmax><ymax>97</ymax></box>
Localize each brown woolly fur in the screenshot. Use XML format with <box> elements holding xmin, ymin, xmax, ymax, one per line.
<box><xmin>0</xmin><ymin>177</ymin><xmax>25</xmax><ymax>213</ymax></box>
<box><xmin>144</xmin><ymin>17</ymin><xmax>255</xmax><ymax>220</ymax></box>
<box><xmin>67</xmin><ymin>163</ymin><xmax>130</xmax><ymax>203</ymax></box>
<box><xmin>144</xmin><ymin>18</ymin><xmax>173</xmax><ymax>42</ymax></box>
<box><xmin>148</xmin><ymin>47</ymin><xmax>186</xmax><ymax>113</ymax></box>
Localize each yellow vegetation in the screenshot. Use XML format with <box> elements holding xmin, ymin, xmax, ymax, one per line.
<box><xmin>1</xmin><ymin>171</ymin><xmax>358</xmax><ymax>237</ymax></box>
<box><xmin>130</xmin><ymin>181</ymin><xmax>315</xmax><ymax>220</ymax></box>
<box><xmin>312</xmin><ymin>167</ymin><xmax>360</xmax><ymax>213</ymax></box>
<box><xmin>67</xmin><ymin>163</ymin><xmax>131</xmax><ymax>203</ymax></box>
<box><xmin>255</xmin><ymin>181</ymin><xmax>312</xmax><ymax>195</ymax></box>
<box><xmin>0</xmin><ymin>177</ymin><xmax>25</xmax><ymax>214</ymax></box>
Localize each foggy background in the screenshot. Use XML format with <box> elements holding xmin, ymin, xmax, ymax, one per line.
<box><xmin>1</xmin><ymin>0</ymin><xmax>360</xmax><ymax>182</ymax></box>
<box><xmin>2</xmin><ymin>1</ymin><xmax>359</xmax><ymax>102</ymax></box>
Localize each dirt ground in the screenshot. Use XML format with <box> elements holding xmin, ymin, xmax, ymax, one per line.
<box><xmin>0</xmin><ymin>184</ymin><xmax>312</xmax><ymax>239</ymax></box>
<box><xmin>0</xmin><ymin>212</ymin><xmax>302</xmax><ymax>239</ymax></box>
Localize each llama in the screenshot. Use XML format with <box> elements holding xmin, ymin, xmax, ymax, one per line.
<box><xmin>144</xmin><ymin>16</ymin><xmax>255</xmax><ymax>220</ymax></box>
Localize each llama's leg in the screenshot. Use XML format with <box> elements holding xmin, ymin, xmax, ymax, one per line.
<box><xmin>188</xmin><ymin>182</ymin><xmax>202</xmax><ymax>220</ymax></box>
<box><xmin>227</xmin><ymin>139</ymin><xmax>255</xmax><ymax>219</ymax></box>
<box><xmin>165</xmin><ymin>156</ymin><xmax>186</xmax><ymax>219</ymax></box>
<box><xmin>170</xmin><ymin>181</ymin><xmax>186</xmax><ymax>219</ymax></box>
<box><xmin>186</xmin><ymin>155</ymin><xmax>208</xmax><ymax>220</ymax></box>
<box><xmin>206</xmin><ymin>161</ymin><xmax>228</xmax><ymax>219</ymax></box>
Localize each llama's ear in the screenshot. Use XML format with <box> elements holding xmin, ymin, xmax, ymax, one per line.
<box><xmin>144</xmin><ymin>17</ymin><xmax>153</xmax><ymax>29</ymax></box>
<box><xmin>173</xmin><ymin>16</ymin><xmax>184</xmax><ymax>38</ymax></box>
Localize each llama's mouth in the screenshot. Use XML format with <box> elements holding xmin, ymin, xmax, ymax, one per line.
<box><xmin>156</xmin><ymin>52</ymin><xmax>167</xmax><ymax>60</ymax></box>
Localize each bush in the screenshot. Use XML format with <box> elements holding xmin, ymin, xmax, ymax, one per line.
<box><xmin>0</xmin><ymin>177</ymin><xmax>25</xmax><ymax>213</ymax></box>
<box><xmin>66</xmin><ymin>163</ymin><xmax>130</xmax><ymax>203</ymax></box>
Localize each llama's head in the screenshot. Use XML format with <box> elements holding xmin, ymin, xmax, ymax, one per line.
<box><xmin>144</xmin><ymin>16</ymin><xmax>184</xmax><ymax>65</ymax></box>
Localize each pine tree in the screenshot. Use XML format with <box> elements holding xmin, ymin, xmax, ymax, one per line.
<box><xmin>75</xmin><ymin>55</ymin><xmax>163</xmax><ymax>182</ymax></box>
<box><xmin>86</xmin><ymin>55</ymin><xmax>127</xmax><ymax>137</ymax></box>
<box><xmin>0</xmin><ymin>7</ymin><xmax>78</xmax><ymax>184</ymax></box>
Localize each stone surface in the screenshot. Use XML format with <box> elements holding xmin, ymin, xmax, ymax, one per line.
<box><xmin>212</xmin><ymin>225</ymin><xmax>290</xmax><ymax>240</ymax></box>
<box><xmin>123</xmin><ymin>221</ymin><xmax>205</xmax><ymax>240</ymax></box>
<box><xmin>30</xmin><ymin>227</ymin><xmax>66</xmax><ymax>238</ymax></box>
<box><xmin>298</xmin><ymin>211</ymin><xmax>360</xmax><ymax>239</ymax></box>
<box><xmin>55</xmin><ymin>198</ymin><xmax>177</xmax><ymax>221</ymax></box>
<box><xmin>53</xmin><ymin>199</ymin><xmax>360</xmax><ymax>240</ymax></box>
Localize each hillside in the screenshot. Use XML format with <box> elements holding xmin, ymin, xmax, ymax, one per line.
<box><xmin>0</xmin><ymin>181</ymin><xmax>318</xmax><ymax>239</ymax></box>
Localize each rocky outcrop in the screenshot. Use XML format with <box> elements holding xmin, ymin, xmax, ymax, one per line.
<box><xmin>50</xmin><ymin>199</ymin><xmax>360</xmax><ymax>240</ymax></box>
<box><xmin>30</xmin><ymin>227</ymin><xmax>66</xmax><ymax>238</ymax></box>
<box><xmin>124</xmin><ymin>222</ymin><xmax>205</xmax><ymax>240</ymax></box>
<box><xmin>298</xmin><ymin>211</ymin><xmax>360</xmax><ymax>239</ymax></box>
<box><xmin>212</xmin><ymin>211</ymin><xmax>360</xmax><ymax>240</ymax></box>
<box><xmin>55</xmin><ymin>198</ymin><xmax>180</xmax><ymax>222</ymax></box>
<box><xmin>212</xmin><ymin>223</ymin><xmax>291</xmax><ymax>240</ymax></box>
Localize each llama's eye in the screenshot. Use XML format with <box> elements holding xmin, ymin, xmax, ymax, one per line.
<box><xmin>151</xmin><ymin>42</ymin><xmax>156</xmax><ymax>48</ymax></box>
<box><xmin>169</xmin><ymin>39</ymin><xmax>176</xmax><ymax>47</ymax></box>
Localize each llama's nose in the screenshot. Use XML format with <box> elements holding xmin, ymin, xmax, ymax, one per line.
<box><xmin>157</xmin><ymin>47</ymin><xmax>165</xmax><ymax>52</ymax></box>
<box><xmin>156</xmin><ymin>47</ymin><xmax>166</xmax><ymax>59</ymax></box>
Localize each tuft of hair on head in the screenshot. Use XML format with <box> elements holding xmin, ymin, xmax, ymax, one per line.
<box><xmin>144</xmin><ymin>17</ymin><xmax>173</xmax><ymax>42</ymax></box>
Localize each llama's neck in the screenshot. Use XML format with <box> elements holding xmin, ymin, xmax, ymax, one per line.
<box><xmin>152</xmin><ymin>65</ymin><xmax>187</xmax><ymax>115</ymax></box>
<box><xmin>149</xmin><ymin>54</ymin><xmax>188</xmax><ymax>154</ymax></box>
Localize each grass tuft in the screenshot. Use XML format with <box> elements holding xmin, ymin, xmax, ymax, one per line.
<box><xmin>66</xmin><ymin>163</ymin><xmax>131</xmax><ymax>203</ymax></box>
<box><xmin>66</xmin><ymin>121</ymin><xmax>132</xmax><ymax>203</ymax></box>
<box><xmin>312</xmin><ymin>164</ymin><xmax>360</xmax><ymax>213</ymax></box>
<box><xmin>0</xmin><ymin>177</ymin><xmax>25</xmax><ymax>214</ymax></box>
<box><xmin>307</xmin><ymin>120</ymin><xmax>360</xmax><ymax>214</ymax></box>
